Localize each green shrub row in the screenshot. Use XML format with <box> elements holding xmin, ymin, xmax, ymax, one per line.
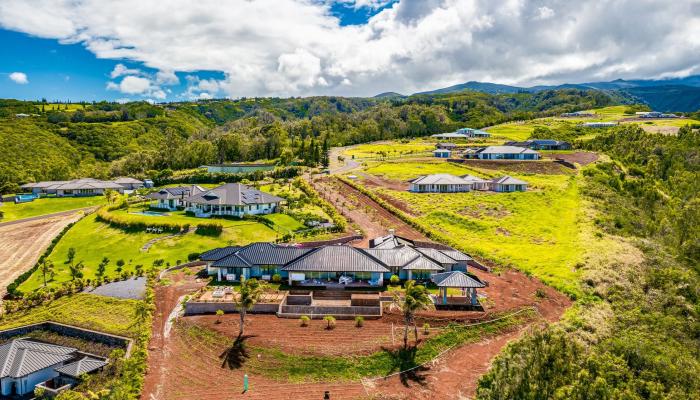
<box><xmin>194</xmin><ymin>222</ymin><xmax>223</xmax><ymax>236</ymax></box>
<box><xmin>294</xmin><ymin>178</ymin><xmax>347</xmax><ymax>232</ymax></box>
<box><xmin>96</xmin><ymin>208</ymin><xmax>189</xmax><ymax>233</ymax></box>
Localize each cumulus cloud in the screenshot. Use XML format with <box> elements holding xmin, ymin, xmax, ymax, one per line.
<box><xmin>107</xmin><ymin>75</ymin><xmax>166</xmax><ymax>99</ymax></box>
<box><xmin>1</xmin><ymin>0</ymin><xmax>699</xmax><ymax>97</ymax></box>
<box><xmin>9</xmin><ymin>72</ymin><xmax>28</xmax><ymax>84</ymax></box>
<box><xmin>110</xmin><ymin>63</ymin><xmax>142</xmax><ymax>78</ymax></box>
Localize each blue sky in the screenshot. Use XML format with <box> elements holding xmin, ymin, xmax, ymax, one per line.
<box><xmin>0</xmin><ymin>0</ymin><xmax>698</xmax><ymax>101</ymax></box>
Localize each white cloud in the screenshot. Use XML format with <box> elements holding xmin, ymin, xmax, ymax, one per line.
<box><xmin>117</xmin><ymin>75</ymin><xmax>151</xmax><ymax>94</ymax></box>
<box><xmin>9</xmin><ymin>72</ymin><xmax>28</xmax><ymax>84</ymax></box>
<box><xmin>110</xmin><ymin>63</ymin><xmax>142</xmax><ymax>78</ymax></box>
<box><xmin>1</xmin><ymin>0</ymin><xmax>700</xmax><ymax>97</ymax></box>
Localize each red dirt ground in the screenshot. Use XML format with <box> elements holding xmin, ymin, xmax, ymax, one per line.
<box><xmin>542</xmin><ymin>151</ymin><xmax>599</xmax><ymax>166</ymax></box>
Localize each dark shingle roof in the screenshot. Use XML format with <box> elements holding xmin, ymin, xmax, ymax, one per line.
<box><xmin>432</xmin><ymin>271</ymin><xmax>485</xmax><ymax>288</ymax></box>
<box><xmin>147</xmin><ymin>185</ymin><xmax>205</xmax><ymax>200</ymax></box>
<box><xmin>283</xmin><ymin>246</ymin><xmax>389</xmax><ymax>273</ymax></box>
<box><xmin>54</xmin><ymin>356</ymin><xmax>107</xmax><ymax>378</ymax></box>
<box><xmin>199</xmin><ymin>246</ymin><xmax>241</xmax><ymax>261</ymax></box>
<box><xmin>210</xmin><ymin>243</ymin><xmax>311</xmax><ymax>267</ymax></box>
<box><xmin>185</xmin><ymin>183</ymin><xmax>284</xmax><ymax>206</ymax></box>
<box><xmin>0</xmin><ymin>339</ymin><xmax>76</xmax><ymax>378</ymax></box>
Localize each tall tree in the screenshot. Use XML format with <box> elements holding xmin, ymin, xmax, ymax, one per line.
<box><xmin>393</xmin><ymin>280</ymin><xmax>433</xmax><ymax>347</ymax></box>
<box><xmin>234</xmin><ymin>278</ymin><xmax>266</xmax><ymax>337</ymax></box>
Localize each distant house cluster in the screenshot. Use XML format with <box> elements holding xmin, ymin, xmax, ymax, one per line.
<box><xmin>560</xmin><ymin>111</ymin><xmax>595</xmax><ymax>117</ymax></box>
<box><xmin>635</xmin><ymin>111</ymin><xmax>679</xmax><ymax>118</ymax></box>
<box><xmin>147</xmin><ymin>183</ymin><xmax>284</xmax><ymax>218</ymax></box>
<box><xmin>580</xmin><ymin>122</ymin><xmax>617</xmax><ymax>128</ymax></box>
<box><xmin>409</xmin><ymin>173</ymin><xmax>528</xmax><ymax>193</ymax></box>
<box><xmin>20</xmin><ymin>177</ymin><xmax>149</xmax><ymax>197</ymax></box>
<box><xmin>463</xmin><ymin>145</ymin><xmax>541</xmax><ymax>160</ymax></box>
<box><xmin>431</xmin><ymin>127</ymin><xmax>490</xmax><ymax>140</ymax></box>
<box><xmin>505</xmin><ymin>139</ymin><xmax>571</xmax><ymax>150</ymax></box>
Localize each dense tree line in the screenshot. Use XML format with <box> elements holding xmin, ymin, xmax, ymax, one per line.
<box><xmin>477</xmin><ymin>125</ymin><xmax>700</xmax><ymax>400</ymax></box>
<box><xmin>0</xmin><ymin>89</ymin><xmax>617</xmax><ymax>193</ymax></box>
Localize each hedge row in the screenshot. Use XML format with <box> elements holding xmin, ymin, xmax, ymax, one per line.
<box><xmin>96</xmin><ymin>208</ymin><xmax>189</xmax><ymax>233</ymax></box>
<box><xmin>153</xmin><ymin>166</ymin><xmax>302</xmax><ymax>185</ymax></box>
<box><xmin>194</xmin><ymin>222</ymin><xmax>223</xmax><ymax>236</ymax></box>
<box><xmin>294</xmin><ymin>178</ymin><xmax>347</xmax><ymax>232</ymax></box>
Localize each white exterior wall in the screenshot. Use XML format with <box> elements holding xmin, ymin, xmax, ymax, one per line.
<box><xmin>187</xmin><ymin>202</ymin><xmax>279</xmax><ymax>218</ymax></box>
<box><xmin>1</xmin><ymin>366</ymin><xmax>61</xmax><ymax>396</ymax></box>
<box><xmin>409</xmin><ymin>183</ymin><xmax>471</xmax><ymax>193</ymax></box>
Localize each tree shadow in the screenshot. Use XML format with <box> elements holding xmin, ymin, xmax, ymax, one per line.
<box><xmin>219</xmin><ymin>334</ymin><xmax>255</xmax><ymax>369</ymax></box>
<box><xmin>379</xmin><ymin>344</ymin><xmax>429</xmax><ymax>387</ymax></box>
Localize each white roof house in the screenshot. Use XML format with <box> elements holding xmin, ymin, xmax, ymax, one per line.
<box><xmin>409</xmin><ymin>174</ymin><xmax>473</xmax><ymax>193</ymax></box>
<box><xmin>488</xmin><ymin>176</ymin><xmax>528</xmax><ymax>192</ymax></box>
<box><xmin>469</xmin><ymin>146</ymin><xmax>540</xmax><ymax>160</ymax></box>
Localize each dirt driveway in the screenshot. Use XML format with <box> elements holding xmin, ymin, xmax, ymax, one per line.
<box><xmin>0</xmin><ymin>212</ymin><xmax>84</xmax><ymax>296</ymax></box>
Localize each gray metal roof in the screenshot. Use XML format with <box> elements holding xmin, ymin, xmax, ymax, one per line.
<box><xmin>491</xmin><ymin>176</ymin><xmax>528</xmax><ymax>185</ymax></box>
<box><xmin>477</xmin><ymin>146</ymin><xmax>539</xmax><ymax>155</ymax></box>
<box><xmin>199</xmin><ymin>246</ymin><xmax>241</xmax><ymax>261</ymax></box>
<box><xmin>415</xmin><ymin>247</ymin><xmax>458</xmax><ymax>264</ymax></box>
<box><xmin>185</xmin><ymin>183</ymin><xmax>284</xmax><ymax>206</ymax></box>
<box><xmin>438</xmin><ymin>249</ymin><xmax>473</xmax><ymax>262</ymax></box>
<box><xmin>147</xmin><ymin>185</ymin><xmax>205</xmax><ymax>200</ymax></box>
<box><xmin>402</xmin><ymin>256</ymin><xmax>444</xmax><ymax>271</ymax></box>
<box><xmin>0</xmin><ymin>339</ymin><xmax>76</xmax><ymax>378</ymax></box>
<box><xmin>54</xmin><ymin>356</ymin><xmax>107</xmax><ymax>378</ymax></box>
<box><xmin>283</xmin><ymin>246</ymin><xmax>389</xmax><ymax>273</ymax></box>
<box><xmin>211</xmin><ymin>243</ymin><xmax>311</xmax><ymax>267</ymax></box>
<box><xmin>460</xmin><ymin>174</ymin><xmax>489</xmax><ymax>183</ymax></box>
<box><xmin>363</xmin><ymin>246</ymin><xmax>420</xmax><ymax>267</ymax></box>
<box><xmin>113</xmin><ymin>177</ymin><xmax>144</xmax><ymax>184</ymax></box>
<box><xmin>432</xmin><ymin>271</ymin><xmax>485</xmax><ymax>288</ymax></box>
<box><xmin>409</xmin><ymin>174</ymin><xmax>472</xmax><ymax>185</ymax></box>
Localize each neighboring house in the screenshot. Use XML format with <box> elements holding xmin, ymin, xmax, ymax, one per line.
<box><xmin>433</xmin><ymin>149</ymin><xmax>451</xmax><ymax>158</ymax></box>
<box><xmin>112</xmin><ymin>177</ymin><xmax>145</xmax><ymax>191</ymax></box>
<box><xmin>409</xmin><ymin>174</ymin><xmax>473</xmax><ymax>193</ymax></box>
<box><xmin>436</xmin><ymin>142</ymin><xmax>457</xmax><ymax>150</ymax></box>
<box><xmin>637</xmin><ymin>111</ymin><xmax>678</xmax><ymax>118</ymax></box>
<box><xmin>431</xmin><ymin>128</ymin><xmax>490</xmax><ymax>140</ymax></box>
<box><xmin>460</xmin><ymin>174</ymin><xmax>490</xmax><ymax>190</ymax></box>
<box><xmin>202</xmin><ymin>163</ymin><xmax>276</xmax><ymax>174</ymax></box>
<box><xmin>0</xmin><ymin>339</ymin><xmax>106</xmax><ymax>397</ymax></box>
<box><xmin>200</xmin><ymin>234</ymin><xmax>479</xmax><ymax>284</ymax></box>
<box><xmin>488</xmin><ymin>176</ymin><xmax>528</xmax><ymax>192</ymax></box>
<box><xmin>505</xmin><ymin>139</ymin><xmax>572</xmax><ymax>150</ymax></box>
<box><xmin>465</xmin><ymin>146</ymin><xmax>541</xmax><ymax>160</ymax></box>
<box><xmin>560</xmin><ymin>111</ymin><xmax>594</xmax><ymax>117</ymax></box>
<box><xmin>580</xmin><ymin>122</ymin><xmax>617</xmax><ymax>128</ymax></box>
<box><xmin>183</xmin><ymin>183</ymin><xmax>284</xmax><ymax>218</ymax></box>
<box><xmin>21</xmin><ymin>179</ymin><xmax>126</xmax><ymax>197</ymax></box>
<box><xmin>146</xmin><ymin>185</ymin><xmax>206</xmax><ymax>210</ymax></box>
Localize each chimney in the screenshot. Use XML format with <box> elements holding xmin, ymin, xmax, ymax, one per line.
<box><xmin>388</xmin><ymin>229</ymin><xmax>395</xmax><ymax>235</ymax></box>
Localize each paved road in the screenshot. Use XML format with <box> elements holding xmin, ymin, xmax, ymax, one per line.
<box><xmin>328</xmin><ymin>145</ymin><xmax>361</xmax><ymax>175</ymax></box>
<box><xmin>0</xmin><ymin>206</ymin><xmax>97</xmax><ymax>227</ymax></box>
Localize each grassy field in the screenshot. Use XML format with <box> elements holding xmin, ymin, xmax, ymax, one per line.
<box><xmin>0</xmin><ymin>196</ymin><xmax>106</xmax><ymax>222</ymax></box>
<box><xmin>343</xmin><ymin>141</ymin><xmax>434</xmax><ymax>159</ymax></box>
<box><xmin>0</xmin><ymin>293</ymin><xmax>139</xmax><ymax>337</ymax></box>
<box><xmin>18</xmin><ymin>213</ymin><xmax>280</xmax><ymax>292</ymax></box>
<box><xmin>364</xmin><ymin>159</ymin><xmax>492</xmax><ymax>181</ymax></box>
<box><xmin>362</xmin><ymin>160</ymin><xmax>585</xmax><ymax>296</ymax></box>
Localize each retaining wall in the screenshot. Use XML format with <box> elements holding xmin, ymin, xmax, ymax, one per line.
<box><xmin>184</xmin><ymin>302</ymin><xmax>279</xmax><ymax>315</ymax></box>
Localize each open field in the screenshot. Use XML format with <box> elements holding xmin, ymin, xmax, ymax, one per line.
<box><xmin>0</xmin><ymin>196</ymin><xmax>105</xmax><ymax>222</ymax></box>
<box><xmin>17</xmin><ymin>213</ymin><xmax>280</xmax><ymax>292</ymax></box>
<box><xmin>0</xmin><ymin>211</ymin><xmax>85</xmax><ymax>295</ymax></box>
<box><xmin>0</xmin><ymin>293</ymin><xmax>140</xmax><ymax>337</ymax></box>
<box><xmin>342</xmin><ymin>140</ymin><xmax>434</xmax><ymax>159</ymax></box>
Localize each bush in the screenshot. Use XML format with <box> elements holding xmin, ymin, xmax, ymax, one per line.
<box><xmin>423</xmin><ymin>323</ymin><xmax>431</xmax><ymax>335</ymax></box>
<box><xmin>187</xmin><ymin>252</ymin><xmax>200</xmax><ymax>262</ymax></box>
<box><xmin>390</xmin><ymin>274</ymin><xmax>400</xmax><ymax>285</ymax></box>
<box><xmin>323</xmin><ymin>315</ymin><xmax>336</xmax><ymax>330</ymax></box>
<box><xmin>300</xmin><ymin>315</ymin><xmax>310</xmax><ymax>327</ymax></box>
<box><xmin>355</xmin><ymin>316</ymin><xmax>364</xmax><ymax>328</ymax></box>
<box><xmin>194</xmin><ymin>222</ymin><xmax>223</xmax><ymax>236</ymax></box>
<box><xmin>216</xmin><ymin>309</ymin><xmax>224</xmax><ymax>323</ymax></box>
<box><xmin>96</xmin><ymin>208</ymin><xmax>188</xmax><ymax>233</ymax></box>
<box><xmin>272</xmin><ymin>273</ymin><xmax>282</xmax><ymax>283</ymax></box>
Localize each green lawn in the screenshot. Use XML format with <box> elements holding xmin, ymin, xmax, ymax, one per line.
<box><xmin>343</xmin><ymin>141</ymin><xmax>434</xmax><ymax>159</ymax></box>
<box><xmin>364</xmin><ymin>159</ymin><xmax>493</xmax><ymax>181</ymax></box>
<box><xmin>0</xmin><ymin>196</ymin><xmax>106</xmax><ymax>222</ymax></box>
<box><xmin>0</xmin><ymin>293</ymin><xmax>139</xmax><ymax>337</ymax></box>
<box><xmin>18</xmin><ymin>213</ymin><xmax>281</xmax><ymax>292</ymax></box>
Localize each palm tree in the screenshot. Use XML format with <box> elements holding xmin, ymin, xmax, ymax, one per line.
<box><xmin>234</xmin><ymin>278</ymin><xmax>266</xmax><ymax>337</ymax></box>
<box><xmin>39</xmin><ymin>258</ymin><xmax>55</xmax><ymax>287</ymax></box>
<box><xmin>393</xmin><ymin>280</ymin><xmax>433</xmax><ymax>348</ymax></box>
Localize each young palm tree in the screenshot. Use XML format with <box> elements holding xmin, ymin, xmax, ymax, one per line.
<box><xmin>234</xmin><ymin>278</ymin><xmax>266</xmax><ymax>337</ymax></box>
<box><xmin>393</xmin><ymin>280</ymin><xmax>433</xmax><ymax>348</ymax></box>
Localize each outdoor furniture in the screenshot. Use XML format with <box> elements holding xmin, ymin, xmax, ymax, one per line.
<box><xmin>224</xmin><ymin>287</ymin><xmax>233</xmax><ymax>294</ymax></box>
<box><xmin>212</xmin><ymin>289</ymin><xmax>225</xmax><ymax>298</ymax></box>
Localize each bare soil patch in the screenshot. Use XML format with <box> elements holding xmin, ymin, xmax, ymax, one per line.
<box><xmin>449</xmin><ymin>159</ymin><xmax>573</xmax><ymax>174</ymax></box>
<box><xmin>0</xmin><ymin>212</ymin><xmax>83</xmax><ymax>296</ymax></box>
<box><xmin>543</xmin><ymin>151</ymin><xmax>599</xmax><ymax>166</ymax></box>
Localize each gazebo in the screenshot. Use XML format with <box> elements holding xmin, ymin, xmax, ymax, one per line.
<box><xmin>431</xmin><ymin>271</ymin><xmax>486</xmax><ymax>308</ymax></box>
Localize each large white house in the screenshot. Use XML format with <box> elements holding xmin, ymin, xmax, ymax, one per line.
<box><xmin>146</xmin><ymin>185</ymin><xmax>206</xmax><ymax>210</ymax></box>
<box><xmin>409</xmin><ymin>174</ymin><xmax>473</xmax><ymax>192</ymax></box>
<box><xmin>183</xmin><ymin>183</ymin><xmax>284</xmax><ymax>218</ymax></box>
<box><xmin>488</xmin><ymin>176</ymin><xmax>528</xmax><ymax>192</ymax></box>
<box><xmin>465</xmin><ymin>146</ymin><xmax>541</xmax><ymax>160</ymax></box>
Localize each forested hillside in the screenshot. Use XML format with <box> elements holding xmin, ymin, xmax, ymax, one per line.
<box><xmin>476</xmin><ymin>125</ymin><xmax>700</xmax><ymax>399</ymax></box>
<box><xmin>0</xmin><ymin>89</ymin><xmax>615</xmax><ymax>193</ymax></box>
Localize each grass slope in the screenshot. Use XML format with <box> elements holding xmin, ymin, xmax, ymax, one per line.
<box><xmin>0</xmin><ymin>293</ymin><xmax>139</xmax><ymax>337</ymax></box>
<box><xmin>0</xmin><ymin>196</ymin><xmax>106</xmax><ymax>222</ymax></box>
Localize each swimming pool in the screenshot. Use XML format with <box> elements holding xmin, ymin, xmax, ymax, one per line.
<box><xmin>131</xmin><ymin>211</ymin><xmax>168</xmax><ymax>217</ymax></box>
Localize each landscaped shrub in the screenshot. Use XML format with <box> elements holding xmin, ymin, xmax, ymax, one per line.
<box><xmin>96</xmin><ymin>208</ymin><xmax>188</xmax><ymax>233</ymax></box>
<box><xmin>299</xmin><ymin>315</ymin><xmax>310</xmax><ymax>327</ymax></box>
<box><xmin>216</xmin><ymin>309</ymin><xmax>224</xmax><ymax>324</ymax></box>
<box><xmin>272</xmin><ymin>273</ymin><xmax>282</xmax><ymax>283</ymax></box>
<box><xmin>355</xmin><ymin>316</ymin><xmax>364</xmax><ymax>328</ymax></box>
<box><xmin>194</xmin><ymin>222</ymin><xmax>223</xmax><ymax>236</ymax></box>
<box><xmin>423</xmin><ymin>323</ymin><xmax>431</xmax><ymax>335</ymax></box>
<box><xmin>187</xmin><ymin>252</ymin><xmax>200</xmax><ymax>262</ymax></box>
<box><xmin>389</xmin><ymin>274</ymin><xmax>400</xmax><ymax>285</ymax></box>
<box><xmin>323</xmin><ymin>315</ymin><xmax>336</xmax><ymax>330</ymax></box>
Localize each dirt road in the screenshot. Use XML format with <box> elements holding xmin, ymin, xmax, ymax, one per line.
<box><xmin>0</xmin><ymin>211</ymin><xmax>85</xmax><ymax>296</ymax></box>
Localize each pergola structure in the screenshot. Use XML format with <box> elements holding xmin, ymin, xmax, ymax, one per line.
<box><xmin>431</xmin><ymin>271</ymin><xmax>486</xmax><ymax>307</ymax></box>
